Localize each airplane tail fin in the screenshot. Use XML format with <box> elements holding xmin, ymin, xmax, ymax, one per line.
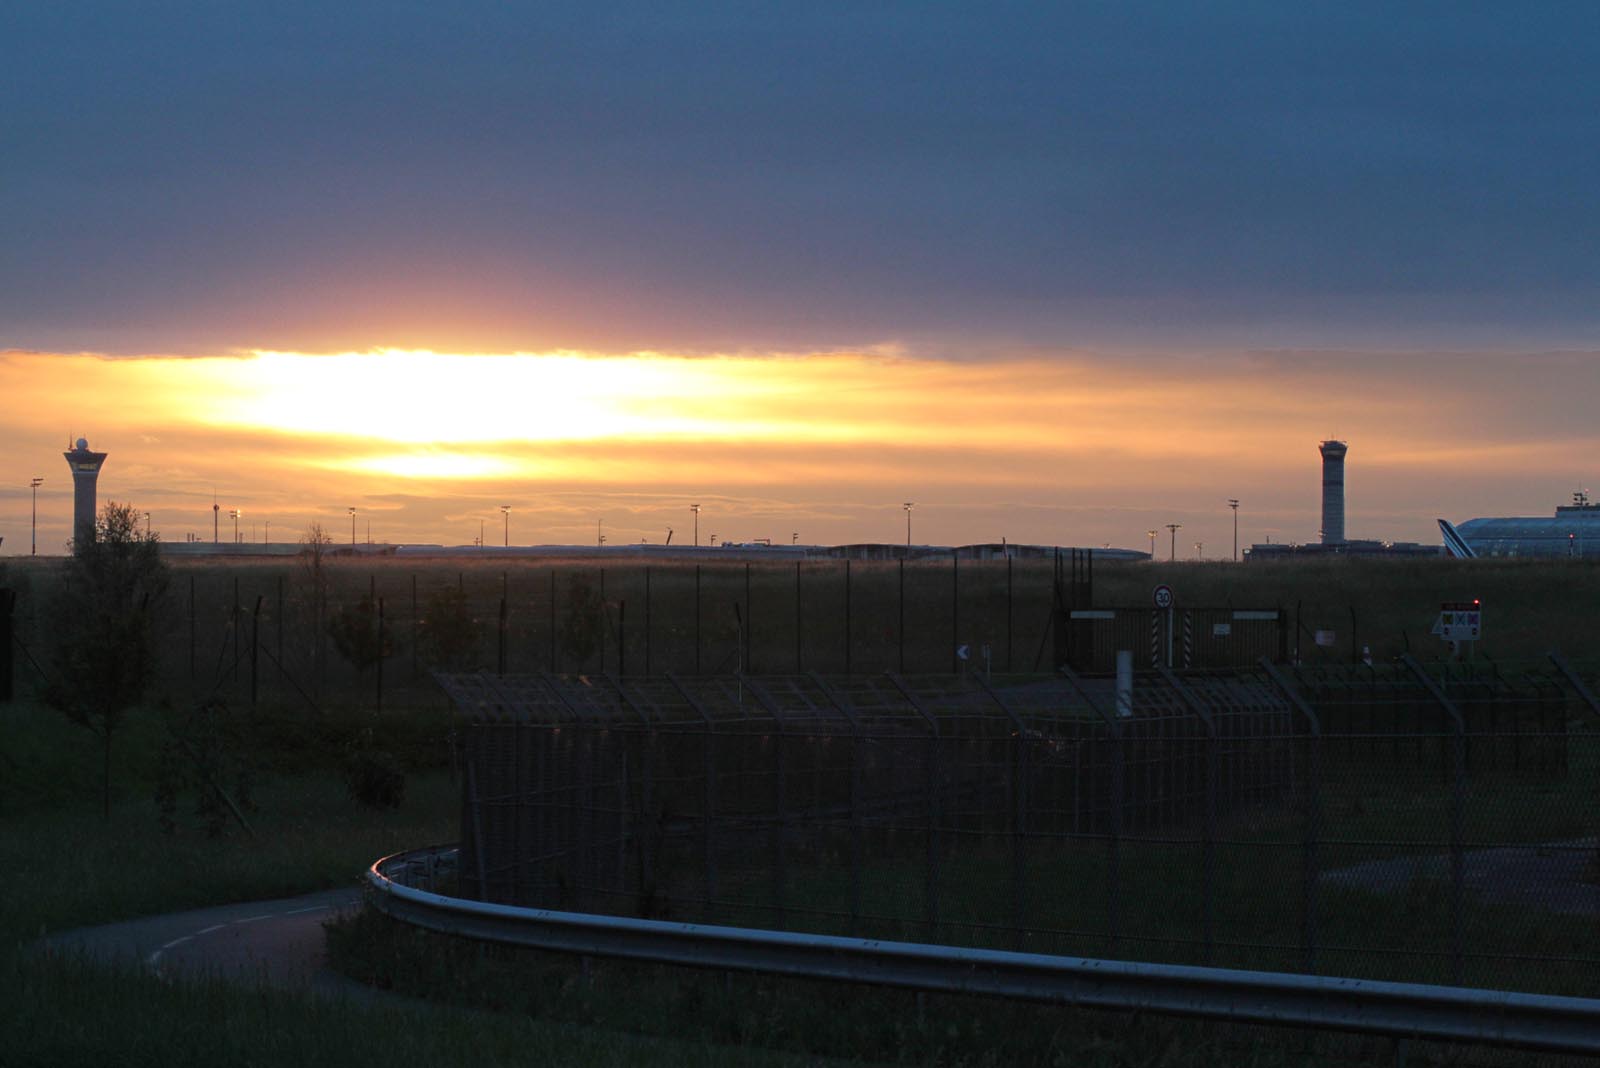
<box><xmin>1438</xmin><ymin>519</ymin><xmax>1477</xmax><ymax>559</ymax></box>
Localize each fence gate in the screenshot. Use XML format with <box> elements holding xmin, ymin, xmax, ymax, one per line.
<box><xmin>1065</xmin><ymin>607</ymin><xmax>1286</xmax><ymax>671</ymax></box>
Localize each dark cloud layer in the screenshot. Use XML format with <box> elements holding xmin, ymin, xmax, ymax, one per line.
<box><xmin>5</xmin><ymin>4</ymin><xmax>1598</xmax><ymax>353</ymax></box>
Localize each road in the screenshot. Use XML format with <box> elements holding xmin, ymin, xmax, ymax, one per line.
<box><xmin>41</xmin><ymin>886</ymin><xmax>376</xmax><ymax>996</ymax></box>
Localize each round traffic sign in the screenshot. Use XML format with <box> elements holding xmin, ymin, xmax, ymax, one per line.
<box><xmin>1153</xmin><ymin>584</ymin><xmax>1174</xmax><ymax>610</ymax></box>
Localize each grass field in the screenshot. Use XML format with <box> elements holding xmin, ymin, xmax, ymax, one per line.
<box><xmin>8</xmin><ymin>553</ymin><xmax>1600</xmax><ymax>719</ymax></box>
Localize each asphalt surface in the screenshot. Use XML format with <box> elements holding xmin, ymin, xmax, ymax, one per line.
<box><xmin>41</xmin><ymin>886</ymin><xmax>378</xmax><ymax>997</ymax></box>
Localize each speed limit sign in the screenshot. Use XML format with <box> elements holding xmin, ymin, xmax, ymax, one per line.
<box><xmin>1153</xmin><ymin>584</ymin><xmax>1174</xmax><ymax>610</ymax></box>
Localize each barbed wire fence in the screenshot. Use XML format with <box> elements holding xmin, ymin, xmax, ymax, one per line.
<box><xmin>445</xmin><ymin>659</ymin><xmax>1600</xmax><ymax>1000</ymax></box>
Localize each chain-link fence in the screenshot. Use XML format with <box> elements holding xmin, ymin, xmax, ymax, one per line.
<box><xmin>4</xmin><ymin>556</ymin><xmax>1100</xmax><ymax>712</ymax></box>
<box><xmin>446</xmin><ymin>660</ymin><xmax>1600</xmax><ymax>999</ymax></box>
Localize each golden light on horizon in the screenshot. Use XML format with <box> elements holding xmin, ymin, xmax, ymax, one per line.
<box><xmin>5</xmin><ymin>344</ymin><xmax>1599</xmax><ymax>552</ymax></box>
<box><xmin>213</xmin><ymin>349</ymin><xmax>919</xmax><ymax>448</ymax></box>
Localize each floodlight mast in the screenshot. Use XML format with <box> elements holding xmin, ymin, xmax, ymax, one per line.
<box><xmin>501</xmin><ymin>505</ymin><xmax>510</xmax><ymax>547</ymax></box>
<box><xmin>29</xmin><ymin>478</ymin><xmax>43</xmax><ymax>555</ymax></box>
<box><xmin>1228</xmin><ymin>499</ymin><xmax>1240</xmax><ymax>561</ymax></box>
<box><xmin>1166</xmin><ymin>523</ymin><xmax>1182</xmax><ymax>561</ymax></box>
<box><xmin>903</xmin><ymin>501</ymin><xmax>914</xmax><ymax>546</ymax></box>
<box><xmin>690</xmin><ymin>503</ymin><xmax>700</xmax><ymax>547</ymax></box>
<box><xmin>349</xmin><ymin>507</ymin><xmax>356</xmax><ymax>545</ymax></box>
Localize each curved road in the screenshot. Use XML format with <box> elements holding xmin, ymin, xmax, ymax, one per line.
<box><xmin>42</xmin><ymin>886</ymin><xmax>376</xmax><ymax>997</ymax></box>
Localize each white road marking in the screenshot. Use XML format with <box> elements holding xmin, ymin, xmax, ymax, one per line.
<box><xmin>146</xmin><ymin>935</ymin><xmax>193</xmax><ymax>967</ymax></box>
<box><xmin>137</xmin><ymin>894</ymin><xmax>352</xmax><ymax>972</ymax></box>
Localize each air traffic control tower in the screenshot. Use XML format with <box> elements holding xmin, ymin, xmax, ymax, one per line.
<box><xmin>64</xmin><ymin>437</ymin><xmax>108</xmax><ymax>546</ymax></box>
<box><xmin>1319</xmin><ymin>439</ymin><xmax>1347</xmax><ymax>545</ymax></box>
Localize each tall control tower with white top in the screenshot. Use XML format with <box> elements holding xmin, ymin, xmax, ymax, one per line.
<box><xmin>64</xmin><ymin>437</ymin><xmax>108</xmax><ymax>547</ymax></box>
<box><xmin>1319</xmin><ymin>439</ymin><xmax>1347</xmax><ymax>545</ymax></box>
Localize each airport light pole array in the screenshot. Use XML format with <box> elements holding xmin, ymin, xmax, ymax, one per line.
<box><xmin>1228</xmin><ymin>498</ymin><xmax>1240</xmax><ymax>561</ymax></box>
<box><xmin>29</xmin><ymin>477</ymin><xmax>43</xmax><ymax>555</ymax></box>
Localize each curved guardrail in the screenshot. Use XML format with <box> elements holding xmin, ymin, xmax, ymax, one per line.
<box><xmin>367</xmin><ymin>845</ymin><xmax>1600</xmax><ymax>1054</ymax></box>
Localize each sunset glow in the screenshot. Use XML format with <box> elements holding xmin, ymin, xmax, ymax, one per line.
<box><xmin>5</xmin><ymin>345</ymin><xmax>1599</xmax><ymax>554</ymax></box>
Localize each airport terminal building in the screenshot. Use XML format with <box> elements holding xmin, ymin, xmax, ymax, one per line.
<box><xmin>1453</xmin><ymin>494</ymin><xmax>1600</xmax><ymax>558</ymax></box>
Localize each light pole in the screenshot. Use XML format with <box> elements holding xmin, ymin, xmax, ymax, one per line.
<box><xmin>903</xmin><ymin>501</ymin><xmax>915</xmax><ymax>546</ymax></box>
<box><xmin>348</xmin><ymin>507</ymin><xmax>356</xmax><ymax>545</ymax></box>
<box><xmin>1146</xmin><ymin>529</ymin><xmax>1157</xmax><ymax>559</ymax></box>
<box><xmin>144</xmin><ymin>511</ymin><xmax>151</xmax><ymax>538</ymax></box>
<box><xmin>1228</xmin><ymin>499</ymin><xmax>1240</xmax><ymax>561</ymax></box>
<box><xmin>29</xmin><ymin>477</ymin><xmax>43</xmax><ymax>555</ymax></box>
<box><xmin>1195</xmin><ymin>540</ymin><xmax>1203</xmax><ymax>560</ymax></box>
<box><xmin>690</xmin><ymin>503</ymin><xmax>700</xmax><ymax>547</ymax></box>
<box><xmin>229</xmin><ymin>508</ymin><xmax>240</xmax><ymax>543</ymax></box>
<box><xmin>1166</xmin><ymin>523</ymin><xmax>1182</xmax><ymax>561</ymax></box>
<box><xmin>598</xmin><ymin>518</ymin><xmax>605</xmax><ymax>547</ymax></box>
<box><xmin>501</xmin><ymin>505</ymin><xmax>510</xmax><ymax>547</ymax></box>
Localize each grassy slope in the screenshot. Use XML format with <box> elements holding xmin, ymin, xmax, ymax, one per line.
<box><xmin>0</xmin><ymin>700</ymin><xmax>816</xmax><ymax>1067</ymax></box>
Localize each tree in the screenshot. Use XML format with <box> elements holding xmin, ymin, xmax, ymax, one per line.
<box><xmin>44</xmin><ymin>501</ymin><xmax>169</xmax><ymax>818</ymax></box>
<box><xmin>418</xmin><ymin>584</ymin><xmax>479</xmax><ymax>671</ymax></box>
<box><xmin>560</xmin><ymin>576</ymin><xmax>606</xmax><ymax>669</ymax></box>
<box><xmin>296</xmin><ymin>523</ymin><xmax>333</xmax><ymax>697</ymax></box>
<box><xmin>329</xmin><ymin>593</ymin><xmax>392</xmax><ymax>676</ymax></box>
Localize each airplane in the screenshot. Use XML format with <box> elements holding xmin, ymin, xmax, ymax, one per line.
<box><xmin>1438</xmin><ymin>519</ymin><xmax>1477</xmax><ymax>560</ymax></box>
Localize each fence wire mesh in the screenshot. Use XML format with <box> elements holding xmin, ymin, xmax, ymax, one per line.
<box><xmin>446</xmin><ymin>660</ymin><xmax>1600</xmax><ymax>999</ymax></box>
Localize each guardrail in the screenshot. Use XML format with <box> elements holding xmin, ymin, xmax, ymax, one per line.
<box><xmin>366</xmin><ymin>845</ymin><xmax>1600</xmax><ymax>1055</ymax></box>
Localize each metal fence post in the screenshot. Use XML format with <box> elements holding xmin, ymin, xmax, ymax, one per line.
<box><xmin>1061</xmin><ymin>666</ymin><xmax>1123</xmax><ymax>954</ymax></box>
<box><xmin>844</xmin><ymin>560</ymin><xmax>852</xmax><ymax>676</ymax></box>
<box><xmin>465</xmin><ymin>752</ymin><xmax>488</xmax><ymax>901</ymax></box>
<box><xmin>249</xmin><ymin>595</ymin><xmax>262</xmax><ymax>710</ymax></box>
<box><xmin>1402</xmin><ymin>653</ymin><xmax>1467</xmax><ymax>985</ymax></box>
<box><xmin>497</xmin><ymin>591</ymin><xmax>507</xmax><ymax>676</ymax></box>
<box><xmin>376</xmin><ymin>596</ymin><xmax>385</xmax><ymax>713</ymax></box>
<box><xmin>795</xmin><ymin>561</ymin><xmax>802</xmax><ymax>673</ymax></box>
<box><xmin>951</xmin><ymin>555</ymin><xmax>959</xmax><ymax>674</ymax></box>
<box><xmin>667</xmin><ymin>673</ymin><xmax>718</xmax><ymax>920</ymax></box>
<box><xmin>1262</xmin><ymin>658</ymin><xmax>1322</xmax><ymax>973</ymax></box>
<box><xmin>898</xmin><ymin>558</ymin><xmax>906</xmax><ymax>674</ymax></box>
<box><xmin>1159</xmin><ymin>666</ymin><xmax>1216</xmax><ymax>964</ymax></box>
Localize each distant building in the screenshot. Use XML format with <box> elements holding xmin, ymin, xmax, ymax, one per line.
<box><xmin>1450</xmin><ymin>492</ymin><xmax>1600</xmax><ymax>558</ymax></box>
<box><xmin>63</xmin><ymin>437</ymin><xmax>107</xmax><ymax>546</ymax></box>
<box><xmin>1246</xmin><ymin>439</ymin><xmax>1441</xmax><ymax>561</ymax></box>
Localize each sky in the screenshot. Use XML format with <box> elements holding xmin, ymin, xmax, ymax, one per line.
<box><xmin>3</xmin><ymin>5</ymin><xmax>1598</xmax><ymax>555</ymax></box>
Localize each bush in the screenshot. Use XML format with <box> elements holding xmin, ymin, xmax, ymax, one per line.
<box><xmin>342</xmin><ymin>728</ymin><xmax>406</xmax><ymax>808</ymax></box>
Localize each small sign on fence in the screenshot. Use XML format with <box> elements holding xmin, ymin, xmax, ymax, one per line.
<box><xmin>1432</xmin><ymin>600</ymin><xmax>1482</xmax><ymax>641</ymax></box>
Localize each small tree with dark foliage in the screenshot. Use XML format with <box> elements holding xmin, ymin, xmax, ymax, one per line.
<box><xmin>418</xmin><ymin>584</ymin><xmax>479</xmax><ymax>670</ymax></box>
<box><xmin>45</xmin><ymin>501</ymin><xmax>169</xmax><ymax>818</ymax></box>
